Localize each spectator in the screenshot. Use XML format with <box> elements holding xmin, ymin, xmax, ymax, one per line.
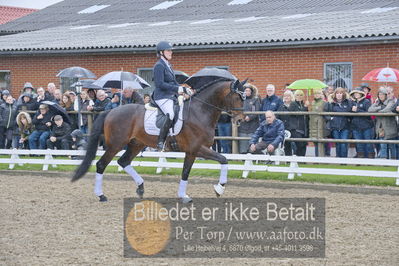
<box><xmin>61</xmin><ymin>92</ymin><xmax>77</xmax><ymax>129</ymax></box>
<box><xmin>87</xmin><ymin>89</ymin><xmax>97</xmax><ymax>100</ymax></box>
<box><xmin>217</xmin><ymin>114</ymin><xmax>232</xmax><ymax>154</ymax></box>
<box><xmin>309</xmin><ymin>89</ymin><xmax>326</xmax><ymax>156</ymax></box>
<box><xmin>249</xmin><ymin>111</ymin><xmax>285</xmax><ymax>154</ymax></box>
<box><xmin>260</xmin><ymin>84</ymin><xmax>282</xmax><ymax>120</ymax></box>
<box><xmin>324</xmin><ymin>87</ymin><xmax>352</xmax><ymax>158</ymax></box>
<box><xmin>349</xmin><ymin>87</ymin><xmax>374</xmax><ymax>158</ymax></box>
<box><xmin>122</xmin><ymin>87</ymin><xmax>144</xmax><ymax>105</ymax></box>
<box><xmin>277</xmin><ymin>90</ymin><xmax>294</xmax><ymax>156</ymax></box>
<box><xmin>369</xmin><ymin>87</ymin><xmax>397</xmax><ymax>159</ymax></box>
<box><xmin>75</xmin><ymin>90</ymin><xmax>94</xmax><ymax>134</ymax></box>
<box><xmin>105</xmin><ymin>92</ymin><xmax>121</xmax><ymax>110</ymax></box>
<box><xmin>35</xmin><ymin>87</ymin><xmax>52</xmax><ymax>107</ymax></box>
<box><xmin>17</xmin><ymin>82</ymin><xmax>36</xmax><ymax>105</ymax></box>
<box><xmin>323</xmin><ymin>86</ymin><xmax>335</xmax><ymax>102</ymax></box>
<box><xmin>70</xmin><ymin>129</ymin><xmax>87</xmax><ymax>159</ymax></box>
<box><xmin>46</xmin><ymin>115</ymin><xmax>72</xmax><ymax>150</ymax></box>
<box><xmin>68</xmin><ymin>91</ymin><xmax>77</xmax><ymax>104</ymax></box>
<box><xmin>87</xmin><ymin>90</ymin><xmax>111</xmax><ymax>113</ymax></box>
<box><xmin>386</xmin><ymin>86</ymin><xmax>397</xmax><ymax>103</ymax></box>
<box><xmin>0</xmin><ymin>95</ymin><xmax>17</xmax><ymax>148</ymax></box>
<box><xmin>46</xmin><ymin>83</ymin><xmax>56</xmax><ymax>101</ymax></box>
<box><xmin>28</xmin><ymin>104</ymin><xmax>52</xmax><ymax>149</ymax></box>
<box><xmin>237</xmin><ymin>83</ymin><xmax>260</xmax><ymax>153</ymax></box>
<box><xmin>14</xmin><ymin>111</ymin><xmax>32</xmax><ymax>149</ymax></box>
<box><xmin>53</xmin><ymin>89</ymin><xmax>63</xmax><ymax>104</ymax></box>
<box><xmin>360</xmin><ymin>83</ymin><xmax>373</xmax><ymax>102</ymax></box>
<box><xmin>0</xmin><ymin>89</ymin><xmax>10</xmax><ymax>105</ymax></box>
<box><xmin>288</xmin><ymin>90</ymin><xmax>309</xmax><ymax>156</ymax></box>
<box><xmin>17</xmin><ymin>93</ymin><xmax>37</xmax><ymax>111</ymax></box>
<box><xmin>143</xmin><ymin>94</ymin><xmax>151</xmax><ymax>104</ymax></box>
<box><xmin>71</xmin><ymin>129</ymin><xmax>87</xmax><ymax>150</ymax></box>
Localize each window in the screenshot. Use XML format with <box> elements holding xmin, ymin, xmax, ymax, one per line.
<box><xmin>60</xmin><ymin>77</ymin><xmax>78</xmax><ymax>93</ymax></box>
<box><xmin>137</xmin><ymin>68</ymin><xmax>154</xmax><ymax>96</ymax></box>
<box><xmin>324</xmin><ymin>62</ymin><xmax>352</xmax><ymax>90</ymax></box>
<box><xmin>0</xmin><ymin>71</ymin><xmax>11</xmax><ymax>91</ymax></box>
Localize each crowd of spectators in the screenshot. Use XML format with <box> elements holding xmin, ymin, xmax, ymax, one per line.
<box><xmin>217</xmin><ymin>82</ymin><xmax>399</xmax><ymax>159</ymax></box>
<box><xmin>2</xmin><ymin>81</ymin><xmax>399</xmax><ymax>159</ymax></box>
<box><xmin>0</xmin><ymin>82</ymin><xmax>144</xmax><ymax>153</ymax></box>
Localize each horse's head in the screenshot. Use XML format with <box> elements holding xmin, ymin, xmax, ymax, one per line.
<box><xmin>224</xmin><ymin>79</ymin><xmax>247</xmax><ymax>125</ymax></box>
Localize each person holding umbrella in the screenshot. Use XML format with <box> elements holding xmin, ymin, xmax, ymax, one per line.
<box><xmin>153</xmin><ymin>41</ymin><xmax>194</xmax><ymax>151</ymax></box>
<box><xmin>121</xmin><ymin>86</ymin><xmax>144</xmax><ymax>105</ymax></box>
<box><xmin>349</xmin><ymin>87</ymin><xmax>374</xmax><ymax>158</ymax></box>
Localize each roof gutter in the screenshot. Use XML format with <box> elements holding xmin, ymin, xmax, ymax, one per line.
<box><xmin>0</xmin><ymin>35</ymin><xmax>398</xmax><ymax>56</ymax></box>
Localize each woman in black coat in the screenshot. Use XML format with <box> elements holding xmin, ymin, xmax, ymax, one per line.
<box><xmin>288</xmin><ymin>90</ymin><xmax>309</xmax><ymax>156</ymax></box>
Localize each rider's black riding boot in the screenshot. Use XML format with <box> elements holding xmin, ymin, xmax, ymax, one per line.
<box><xmin>157</xmin><ymin>115</ymin><xmax>172</xmax><ymax>151</ymax></box>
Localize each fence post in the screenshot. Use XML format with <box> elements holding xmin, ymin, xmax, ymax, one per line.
<box><xmin>9</xmin><ymin>150</ymin><xmax>19</xmax><ymax>169</ymax></box>
<box><xmin>232</xmin><ymin>122</ymin><xmax>238</xmax><ymax>154</ymax></box>
<box><xmin>242</xmin><ymin>158</ymin><xmax>253</xmax><ymax>178</ymax></box>
<box><xmin>397</xmin><ymin>166</ymin><xmax>399</xmax><ymax>186</ymax></box>
<box><xmin>87</xmin><ymin>113</ymin><xmax>93</xmax><ymax>135</ymax></box>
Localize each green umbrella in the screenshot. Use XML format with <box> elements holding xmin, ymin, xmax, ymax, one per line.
<box><xmin>287</xmin><ymin>79</ymin><xmax>328</xmax><ymax>100</ymax></box>
<box><xmin>287</xmin><ymin>79</ymin><xmax>328</xmax><ymax>90</ymax></box>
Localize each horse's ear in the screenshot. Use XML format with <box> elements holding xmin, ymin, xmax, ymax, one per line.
<box><xmin>239</xmin><ymin>78</ymin><xmax>249</xmax><ymax>91</ymax></box>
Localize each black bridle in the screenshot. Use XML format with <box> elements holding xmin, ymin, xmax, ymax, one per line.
<box><xmin>188</xmin><ymin>79</ymin><xmax>245</xmax><ymax>116</ymax></box>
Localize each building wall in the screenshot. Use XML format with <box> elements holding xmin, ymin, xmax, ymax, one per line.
<box><xmin>0</xmin><ymin>43</ymin><xmax>398</xmax><ymax>98</ymax></box>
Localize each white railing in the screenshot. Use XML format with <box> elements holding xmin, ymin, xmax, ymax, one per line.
<box><xmin>0</xmin><ymin>149</ymin><xmax>398</xmax><ymax>185</ymax></box>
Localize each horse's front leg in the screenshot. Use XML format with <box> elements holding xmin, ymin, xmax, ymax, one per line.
<box><xmin>179</xmin><ymin>153</ymin><xmax>196</xmax><ymax>203</ymax></box>
<box><xmin>197</xmin><ymin>146</ymin><xmax>228</xmax><ymax>197</ymax></box>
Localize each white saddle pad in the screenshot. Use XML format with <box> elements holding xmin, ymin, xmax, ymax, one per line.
<box><xmin>144</xmin><ymin>103</ymin><xmax>184</xmax><ymax>136</ymax></box>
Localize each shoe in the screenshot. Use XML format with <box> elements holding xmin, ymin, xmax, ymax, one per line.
<box><xmin>179</xmin><ymin>195</ymin><xmax>193</xmax><ymax>204</ymax></box>
<box><xmin>98</xmin><ymin>195</ymin><xmax>108</xmax><ymax>202</ymax></box>
<box><xmin>213</xmin><ymin>183</ymin><xmax>225</xmax><ymax>197</ymax></box>
<box><xmin>136</xmin><ymin>183</ymin><xmax>144</xmax><ymax>199</ymax></box>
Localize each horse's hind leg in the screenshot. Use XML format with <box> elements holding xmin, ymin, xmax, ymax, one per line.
<box><xmin>197</xmin><ymin>146</ymin><xmax>228</xmax><ymax>197</ymax></box>
<box><xmin>94</xmin><ymin>147</ymin><xmax>120</xmax><ymax>202</ymax></box>
<box><xmin>117</xmin><ymin>140</ymin><xmax>145</xmax><ymax>198</ymax></box>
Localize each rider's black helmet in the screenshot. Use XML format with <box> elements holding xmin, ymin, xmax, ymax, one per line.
<box><xmin>156</xmin><ymin>41</ymin><xmax>173</xmax><ymax>55</ymax></box>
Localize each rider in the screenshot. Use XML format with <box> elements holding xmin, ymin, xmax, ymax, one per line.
<box><xmin>153</xmin><ymin>41</ymin><xmax>194</xmax><ymax>150</ymax></box>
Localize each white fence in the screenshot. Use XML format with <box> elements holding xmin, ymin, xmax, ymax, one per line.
<box><xmin>0</xmin><ymin>149</ymin><xmax>398</xmax><ymax>185</ymax></box>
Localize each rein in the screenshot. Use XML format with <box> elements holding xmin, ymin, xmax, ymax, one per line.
<box><xmin>189</xmin><ymin>78</ymin><xmax>236</xmax><ymax>116</ymax></box>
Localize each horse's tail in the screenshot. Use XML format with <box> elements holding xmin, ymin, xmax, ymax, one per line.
<box><xmin>71</xmin><ymin>110</ymin><xmax>111</xmax><ymax>182</ymax></box>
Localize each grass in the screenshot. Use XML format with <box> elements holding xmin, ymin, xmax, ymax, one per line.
<box><xmin>0</xmin><ymin>155</ymin><xmax>397</xmax><ymax>187</ymax></box>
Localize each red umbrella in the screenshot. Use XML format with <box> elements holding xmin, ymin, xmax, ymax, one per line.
<box><xmin>362</xmin><ymin>67</ymin><xmax>399</xmax><ymax>83</ymax></box>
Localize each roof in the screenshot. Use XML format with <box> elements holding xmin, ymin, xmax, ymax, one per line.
<box><xmin>0</xmin><ymin>0</ymin><xmax>398</xmax><ymax>54</ymax></box>
<box><xmin>0</xmin><ymin>5</ymin><xmax>38</xmax><ymax>25</ymax></box>
<box><xmin>1</xmin><ymin>0</ymin><xmax>398</xmax><ymax>33</ymax></box>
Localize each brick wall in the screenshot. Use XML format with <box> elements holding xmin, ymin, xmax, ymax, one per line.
<box><xmin>1</xmin><ymin>43</ymin><xmax>398</xmax><ymax>98</ymax></box>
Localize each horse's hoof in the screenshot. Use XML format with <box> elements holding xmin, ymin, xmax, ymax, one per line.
<box><xmin>99</xmin><ymin>195</ymin><xmax>108</xmax><ymax>202</ymax></box>
<box><xmin>136</xmin><ymin>183</ymin><xmax>144</xmax><ymax>199</ymax></box>
<box><xmin>179</xmin><ymin>195</ymin><xmax>193</xmax><ymax>204</ymax></box>
<box><xmin>213</xmin><ymin>183</ymin><xmax>225</xmax><ymax>197</ymax></box>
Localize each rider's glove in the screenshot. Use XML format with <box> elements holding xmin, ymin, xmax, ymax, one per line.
<box><xmin>178</xmin><ymin>86</ymin><xmax>194</xmax><ymax>96</ymax></box>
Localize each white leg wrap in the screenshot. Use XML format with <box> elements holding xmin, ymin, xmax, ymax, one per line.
<box><xmin>178</xmin><ymin>180</ymin><xmax>188</xmax><ymax>198</ymax></box>
<box><xmin>219</xmin><ymin>164</ymin><xmax>228</xmax><ymax>184</ymax></box>
<box><xmin>94</xmin><ymin>173</ymin><xmax>103</xmax><ymax>196</ymax></box>
<box><xmin>124</xmin><ymin>165</ymin><xmax>143</xmax><ymax>186</ymax></box>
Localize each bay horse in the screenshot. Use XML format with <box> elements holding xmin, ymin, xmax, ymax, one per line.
<box><xmin>71</xmin><ymin>78</ymin><xmax>246</xmax><ymax>202</ymax></box>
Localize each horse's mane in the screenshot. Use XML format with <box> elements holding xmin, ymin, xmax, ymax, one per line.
<box><xmin>191</xmin><ymin>77</ymin><xmax>232</xmax><ymax>94</ymax></box>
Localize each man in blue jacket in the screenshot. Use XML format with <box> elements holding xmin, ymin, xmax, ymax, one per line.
<box><xmin>249</xmin><ymin>111</ymin><xmax>285</xmax><ymax>154</ymax></box>
<box><xmin>260</xmin><ymin>84</ymin><xmax>283</xmax><ymax>121</ymax></box>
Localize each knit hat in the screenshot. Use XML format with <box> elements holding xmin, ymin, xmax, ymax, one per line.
<box><xmin>23</xmin><ymin>82</ymin><xmax>34</xmax><ymax>89</ymax></box>
<box><xmin>2</xmin><ymin>89</ymin><xmax>10</xmax><ymax>95</ymax></box>
<box><xmin>378</xmin><ymin>87</ymin><xmax>388</xmax><ymax>95</ymax></box>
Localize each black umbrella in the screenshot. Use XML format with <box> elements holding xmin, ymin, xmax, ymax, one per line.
<box><xmin>71</xmin><ymin>79</ymin><xmax>102</xmax><ymax>89</ymax></box>
<box><xmin>185</xmin><ymin>68</ymin><xmax>237</xmax><ymax>89</ymax></box>
<box><xmin>174</xmin><ymin>70</ymin><xmax>190</xmax><ymax>84</ymax></box>
<box><xmin>41</xmin><ymin>101</ymin><xmax>71</xmax><ymax>124</ymax></box>
<box><xmin>56</xmin><ymin>66</ymin><xmax>96</xmax><ymax>79</ymax></box>
<box><xmin>92</xmin><ymin>71</ymin><xmax>150</xmax><ymax>90</ymax></box>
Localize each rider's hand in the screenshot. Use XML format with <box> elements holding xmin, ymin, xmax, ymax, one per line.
<box><xmin>178</xmin><ymin>86</ymin><xmax>194</xmax><ymax>96</ymax></box>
